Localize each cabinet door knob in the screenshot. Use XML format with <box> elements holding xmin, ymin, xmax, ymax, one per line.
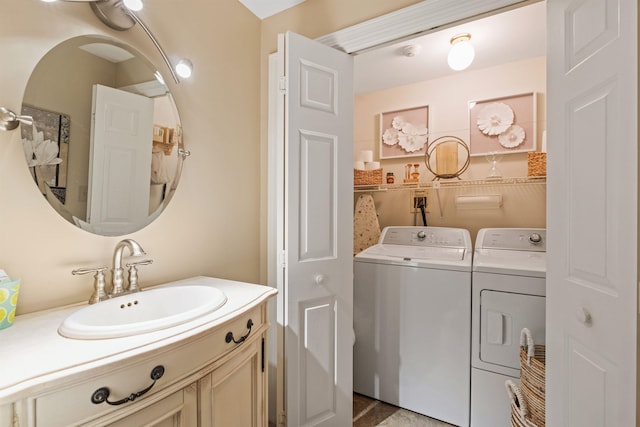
<box><xmin>576</xmin><ymin>307</ymin><xmax>592</xmax><ymax>325</ymax></box>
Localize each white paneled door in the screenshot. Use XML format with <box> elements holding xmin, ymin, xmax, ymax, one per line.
<box><xmin>547</xmin><ymin>0</ymin><xmax>637</xmax><ymax>425</ymax></box>
<box><xmin>275</xmin><ymin>32</ymin><xmax>353</xmax><ymax>426</ymax></box>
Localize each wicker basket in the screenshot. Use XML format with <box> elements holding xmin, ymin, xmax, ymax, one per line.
<box><xmin>527</xmin><ymin>152</ymin><xmax>547</xmax><ymax>177</ymax></box>
<box><xmin>354</xmin><ymin>168</ymin><xmax>383</xmax><ymax>185</ymax></box>
<box><xmin>506</xmin><ymin>380</ymin><xmax>538</xmax><ymax>427</ymax></box>
<box><xmin>519</xmin><ymin>328</ymin><xmax>546</xmax><ymax>427</ymax></box>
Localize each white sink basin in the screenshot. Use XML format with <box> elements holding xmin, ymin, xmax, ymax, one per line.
<box><xmin>59</xmin><ymin>285</ymin><xmax>227</xmax><ymax>339</ymax></box>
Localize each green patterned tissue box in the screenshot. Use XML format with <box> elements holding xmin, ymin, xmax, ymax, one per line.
<box><xmin>0</xmin><ymin>279</ymin><xmax>20</xmax><ymax>330</ymax></box>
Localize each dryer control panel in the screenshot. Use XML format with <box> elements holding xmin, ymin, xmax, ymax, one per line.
<box><xmin>477</xmin><ymin>228</ymin><xmax>546</xmax><ymax>252</ymax></box>
<box><xmin>380</xmin><ymin>226</ymin><xmax>471</xmax><ymax>248</ymax></box>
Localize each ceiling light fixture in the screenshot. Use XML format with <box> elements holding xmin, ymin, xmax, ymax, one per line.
<box><xmin>447</xmin><ymin>33</ymin><xmax>475</xmax><ymax>71</ymax></box>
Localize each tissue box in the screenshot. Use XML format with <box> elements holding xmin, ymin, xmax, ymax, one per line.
<box><xmin>0</xmin><ymin>279</ymin><xmax>20</xmax><ymax>330</ymax></box>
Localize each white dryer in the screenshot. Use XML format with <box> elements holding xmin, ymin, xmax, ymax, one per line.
<box><xmin>354</xmin><ymin>226</ymin><xmax>472</xmax><ymax>427</ymax></box>
<box><xmin>470</xmin><ymin>228</ymin><xmax>546</xmax><ymax>427</ymax></box>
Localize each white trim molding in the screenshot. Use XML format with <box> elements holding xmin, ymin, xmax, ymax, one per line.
<box><xmin>316</xmin><ymin>0</ymin><xmax>537</xmax><ymax>54</ymax></box>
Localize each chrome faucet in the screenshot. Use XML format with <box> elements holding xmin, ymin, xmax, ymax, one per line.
<box><xmin>111</xmin><ymin>239</ymin><xmax>146</xmax><ymax>296</ymax></box>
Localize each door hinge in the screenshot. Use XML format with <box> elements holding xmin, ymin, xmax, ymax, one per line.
<box><xmin>278</xmin><ymin>76</ymin><xmax>288</xmax><ymax>94</ymax></box>
<box><xmin>261</xmin><ymin>337</ymin><xmax>265</xmax><ymax>373</ymax></box>
<box><xmin>279</xmin><ymin>250</ymin><xmax>287</xmax><ymax>269</ymax></box>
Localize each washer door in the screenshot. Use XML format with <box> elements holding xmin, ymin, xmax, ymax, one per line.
<box><xmin>480</xmin><ymin>290</ymin><xmax>545</xmax><ymax>370</ymax></box>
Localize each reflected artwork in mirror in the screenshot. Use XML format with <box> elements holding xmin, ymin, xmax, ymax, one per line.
<box><xmin>21</xmin><ymin>34</ymin><xmax>184</xmax><ymax>236</ymax></box>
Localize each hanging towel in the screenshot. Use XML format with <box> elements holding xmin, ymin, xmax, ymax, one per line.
<box><xmin>353</xmin><ymin>194</ymin><xmax>381</xmax><ymax>255</ymax></box>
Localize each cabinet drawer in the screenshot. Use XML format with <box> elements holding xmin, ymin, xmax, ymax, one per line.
<box><xmin>32</xmin><ymin>306</ymin><xmax>263</xmax><ymax>426</ymax></box>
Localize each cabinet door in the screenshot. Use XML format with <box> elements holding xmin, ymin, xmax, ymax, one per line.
<box><xmin>201</xmin><ymin>337</ymin><xmax>265</xmax><ymax>427</ymax></box>
<box><xmin>105</xmin><ymin>383</ymin><xmax>197</xmax><ymax>427</ymax></box>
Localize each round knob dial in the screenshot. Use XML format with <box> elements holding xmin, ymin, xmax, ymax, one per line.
<box><xmin>417</xmin><ymin>231</ymin><xmax>426</xmax><ymax>240</ymax></box>
<box><xmin>528</xmin><ymin>233</ymin><xmax>542</xmax><ymax>244</ymax></box>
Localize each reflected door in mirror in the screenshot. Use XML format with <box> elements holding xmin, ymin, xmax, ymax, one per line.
<box><xmin>87</xmin><ymin>84</ymin><xmax>153</xmax><ymax>235</ymax></box>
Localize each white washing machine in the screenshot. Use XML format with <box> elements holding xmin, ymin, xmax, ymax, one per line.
<box><xmin>470</xmin><ymin>228</ymin><xmax>546</xmax><ymax>427</ymax></box>
<box><xmin>354</xmin><ymin>226</ymin><xmax>472</xmax><ymax>427</ymax></box>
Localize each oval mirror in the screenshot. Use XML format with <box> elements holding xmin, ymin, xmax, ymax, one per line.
<box><xmin>20</xmin><ymin>34</ymin><xmax>184</xmax><ymax>236</ymax></box>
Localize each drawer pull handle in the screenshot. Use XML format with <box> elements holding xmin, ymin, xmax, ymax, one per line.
<box><xmin>225</xmin><ymin>319</ymin><xmax>254</xmax><ymax>344</ymax></box>
<box><xmin>91</xmin><ymin>365</ymin><xmax>165</xmax><ymax>406</ymax></box>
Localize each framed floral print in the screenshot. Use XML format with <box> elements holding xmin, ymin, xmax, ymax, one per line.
<box><xmin>379</xmin><ymin>105</ymin><xmax>429</xmax><ymax>159</ymax></box>
<box><xmin>468</xmin><ymin>92</ymin><xmax>536</xmax><ymax>156</ymax></box>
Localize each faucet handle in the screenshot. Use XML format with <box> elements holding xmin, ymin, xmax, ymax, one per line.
<box><xmin>72</xmin><ymin>267</ymin><xmax>109</xmax><ymax>304</ymax></box>
<box><xmin>126</xmin><ymin>259</ymin><xmax>153</xmax><ymax>292</ymax></box>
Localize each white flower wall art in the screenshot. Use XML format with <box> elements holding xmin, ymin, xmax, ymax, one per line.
<box><xmin>468</xmin><ymin>92</ymin><xmax>537</xmax><ymax>156</ymax></box>
<box><xmin>476</xmin><ymin>102</ymin><xmax>514</xmax><ymax>136</ymax></box>
<box><xmin>379</xmin><ymin>105</ymin><xmax>429</xmax><ymax>159</ymax></box>
<box><xmin>20</xmin><ymin>105</ymin><xmax>70</xmax><ymax>202</ymax></box>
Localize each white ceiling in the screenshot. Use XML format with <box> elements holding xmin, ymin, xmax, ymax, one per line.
<box><xmin>353</xmin><ymin>1</ymin><xmax>546</xmax><ymax>94</ymax></box>
<box><xmin>238</xmin><ymin>0</ymin><xmax>307</xmax><ymax>19</ymax></box>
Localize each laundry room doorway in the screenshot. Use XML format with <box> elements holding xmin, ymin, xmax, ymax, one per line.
<box><xmin>270</xmin><ymin>0</ymin><xmax>638</xmax><ymax>425</ymax></box>
<box><xmin>269</xmin><ymin>2</ymin><xmax>547</xmax><ymax>425</ymax></box>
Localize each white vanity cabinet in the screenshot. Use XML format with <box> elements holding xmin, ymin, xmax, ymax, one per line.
<box><xmin>0</xmin><ymin>277</ymin><xmax>276</xmax><ymax>427</ymax></box>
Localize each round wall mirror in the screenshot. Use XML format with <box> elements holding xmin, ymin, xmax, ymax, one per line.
<box><xmin>21</xmin><ymin>34</ymin><xmax>184</xmax><ymax>236</ymax></box>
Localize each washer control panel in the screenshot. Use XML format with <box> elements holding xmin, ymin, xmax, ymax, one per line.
<box><xmin>477</xmin><ymin>228</ymin><xmax>546</xmax><ymax>252</ymax></box>
<box><xmin>380</xmin><ymin>226</ymin><xmax>470</xmax><ymax>248</ymax></box>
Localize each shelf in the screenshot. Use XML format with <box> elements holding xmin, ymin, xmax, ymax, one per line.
<box><xmin>354</xmin><ymin>176</ymin><xmax>546</xmax><ymax>192</ymax></box>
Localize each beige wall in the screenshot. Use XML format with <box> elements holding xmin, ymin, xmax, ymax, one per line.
<box><xmin>0</xmin><ymin>0</ymin><xmax>262</xmax><ymax>314</ymax></box>
<box><xmin>355</xmin><ymin>56</ymin><xmax>547</xmax><ymax>242</ymax></box>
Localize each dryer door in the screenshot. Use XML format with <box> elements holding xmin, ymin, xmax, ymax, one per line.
<box><xmin>480</xmin><ymin>290</ymin><xmax>545</xmax><ymax>370</ymax></box>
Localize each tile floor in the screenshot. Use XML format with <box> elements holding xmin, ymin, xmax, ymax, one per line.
<box><xmin>353</xmin><ymin>393</ymin><xmax>455</xmax><ymax>426</ymax></box>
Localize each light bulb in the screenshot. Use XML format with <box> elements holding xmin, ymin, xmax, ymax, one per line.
<box><xmin>122</xmin><ymin>0</ymin><xmax>143</xmax><ymax>11</ymax></box>
<box><xmin>40</xmin><ymin>0</ymin><xmax>57</xmax><ymax>3</ymax></box>
<box><xmin>175</xmin><ymin>59</ymin><xmax>193</xmax><ymax>79</ymax></box>
<box><xmin>447</xmin><ymin>33</ymin><xmax>475</xmax><ymax>71</ymax></box>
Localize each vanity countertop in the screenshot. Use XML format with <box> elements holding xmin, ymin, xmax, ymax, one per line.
<box><xmin>0</xmin><ymin>276</ymin><xmax>277</xmax><ymax>404</ymax></box>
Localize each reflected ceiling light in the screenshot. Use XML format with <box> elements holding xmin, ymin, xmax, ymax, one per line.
<box><xmin>122</xmin><ymin>0</ymin><xmax>143</xmax><ymax>11</ymax></box>
<box><xmin>175</xmin><ymin>59</ymin><xmax>193</xmax><ymax>79</ymax></box>
<box><xmin>447</xmin><ymin>33</ymin><xmax>475</xmax><ymax>71</ymax></box>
